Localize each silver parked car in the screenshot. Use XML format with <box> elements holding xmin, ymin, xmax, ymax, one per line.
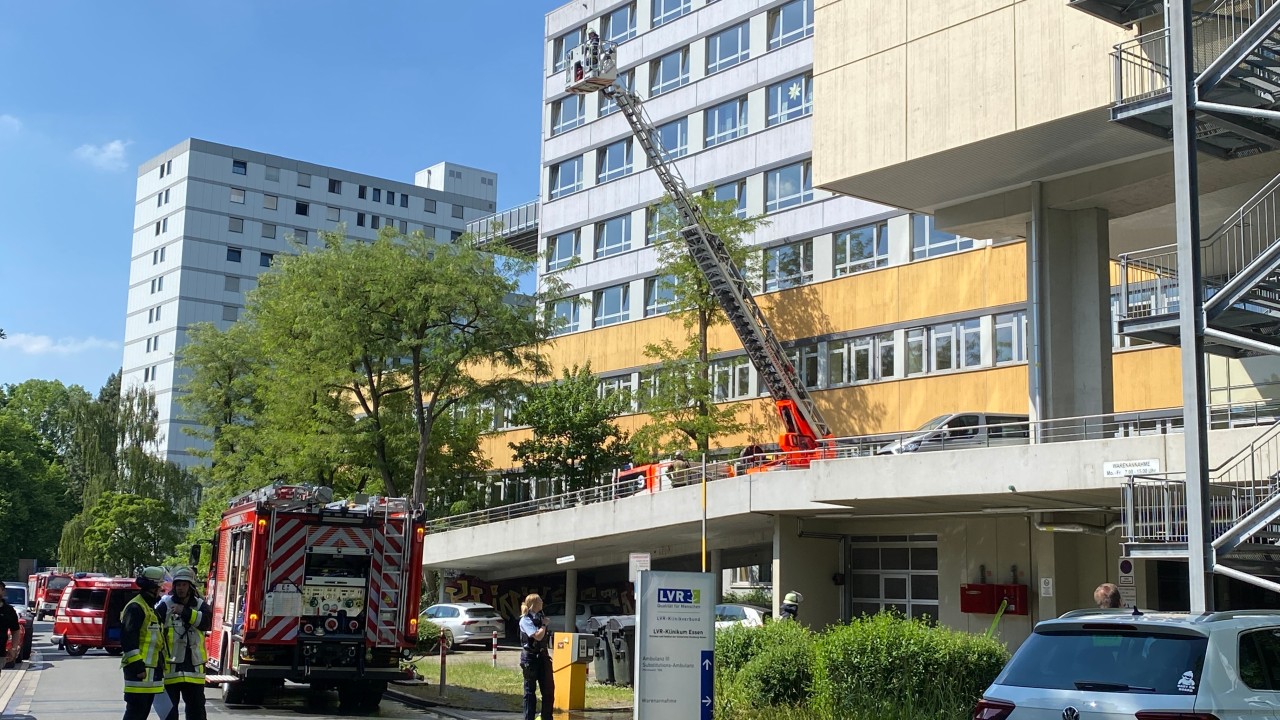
<box><xmin>974</xmin><ymin>608</ymin><xmax>1280</xmax><ymax>718</ymax></box>
<box><xmin>419</xmin><ymin>602</ymin><xmax>505</xmax><ymax>650</ymax></box>
<box><xmin>877</xmin><ymin>412</ymin><xmax>1029</xmax><ymax>455</ymax></box>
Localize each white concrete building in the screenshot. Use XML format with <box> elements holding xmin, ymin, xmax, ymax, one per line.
<box><xmin>539</xmin><ymin>0</ymin><xmax>913</xmax><ymax>342</ymax></box>
<box><xmin>124</xmin><ymin>139</ymin><xmax>498</xmax><ymax>466</ymax></box>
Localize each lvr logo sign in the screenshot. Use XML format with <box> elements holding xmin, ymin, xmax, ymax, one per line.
<box><xmin>658</xmin><ymin>588</ymin><xmax>700</xmax><ymax>604</ymax></box>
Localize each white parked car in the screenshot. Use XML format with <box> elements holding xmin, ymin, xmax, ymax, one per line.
<box><xmin>974</xmin><ymin>608</ymin><xmax>1280</xmax><ymax>718</ymax></box>
<box><xmin>715</xmin><ymin>603</ymin><xmax>770</xmax><ymax>630</ymax></box>
<box><xmin>419</xmin><ymin>602</ymin><xmax>505</xmax><ymax>650</ymax></box>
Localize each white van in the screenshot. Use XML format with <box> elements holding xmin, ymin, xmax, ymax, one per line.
<box><xmin>875</xmin><ymin>412</ymin><xmax>1030</xmax><ymax>455</ymax></box>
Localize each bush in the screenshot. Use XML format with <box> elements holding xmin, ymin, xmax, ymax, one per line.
<box><xmin>722</xmin><ymin>588</ymin><xmax>772</xmax><ymax>608</ymax></box>
<box><xmin>417</xmin><ymin>619</ymin><xmax>443</xmax><ymax>653</ymax></box>
<box><xmin>715</xmin><ymin>617</ymin><xmax>812</xmax><ymax>675</ymax></box>
<box><xmin>737</xmin><ymin>637</ymin><xmax>815</xmax><ymax>709</ymax></box>
<box><xmin>810</xmin><ymin>612</ymin><xmax>1009</xmax><ymax>720</ymax></box>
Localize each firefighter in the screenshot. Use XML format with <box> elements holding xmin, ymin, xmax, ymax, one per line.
<box><xmin>121</xmin><ymin>566</ymin><xmax>168</xmax><ymax>720</ymax></box>
<box><xmin>779</xmin><ymin>591</ymin><xmax>803</xmax><ymax>621</ymax></box>
<box><xmin>157</xmin><ymin>567</ymin><xmax>212</xmax><ymax>720</ymax></box>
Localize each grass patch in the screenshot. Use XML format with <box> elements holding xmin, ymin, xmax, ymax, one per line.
<box><xmin>412</xmin><ymin>656</ymin><xmax>633</xmax><ymax>711</ymax></box>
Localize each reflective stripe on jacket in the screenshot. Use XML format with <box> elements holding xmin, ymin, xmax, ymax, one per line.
<box><xmin>158</xmin><ymin>595</ymin><xmax>209</xmax><ymax>685</ymax></box>
<box><xmin>121</xmin><ymin>594</ymin><xmax>165</xmax><ymax>694</ymax></box>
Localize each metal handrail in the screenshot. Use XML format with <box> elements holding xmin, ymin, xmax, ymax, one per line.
<box><xmin>426</xmin><ymin>398</ymin><xmax>1280</xmax><ymax>533</ymax></box>
<box><xmin>465</xmin><ymin>199</ymin><xmax>539</xmax><ymax>243</ymax></box>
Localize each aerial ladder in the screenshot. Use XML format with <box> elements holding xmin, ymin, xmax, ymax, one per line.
<box><xmin>565</xmin><ymin>38</ymin><xmax>833</xmax><ymax>466</ymax></box>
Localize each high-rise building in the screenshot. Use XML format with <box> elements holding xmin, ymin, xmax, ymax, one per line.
<box><xmin>124</xmin><ymin>139</ymin><xmax>498</xmax><ymax>466</ymax></box>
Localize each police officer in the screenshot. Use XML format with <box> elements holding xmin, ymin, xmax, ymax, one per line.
<box><xmin>121</xmin><ymin>567</ymin><xmax>168</xmax><ymax>720</ymax></box>
<box><xmin>157</xmin><ymin>567</ymin><xmax>212</xmax><ymax>720</ymax></box>
<box><xmin>780</xmin><ymin>591</ymin><xmax>803</xmax><ymax>621</ymax></box>
<box><xmin>518</xmin><ymin>593</ymin><xmax>554</xmax><ymax>720</ymax></box>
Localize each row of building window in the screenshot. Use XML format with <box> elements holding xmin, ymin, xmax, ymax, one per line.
<box><xmin>227</xmin><ymin>216</ymin><xmax>308</xmax><ymax>244</ymax></box>
<box><xmin>226</xmin><ymin>246</ymin><xmax>274</xmax><ymax>268</ymax></box>
<box><xmin>144</xmin><ymin>335</ymin><xmax>162</xmax><ymax>353</ymax></box>
<box><xmin>146</xmin><ymin>304</ymin><xmax>163</xmax><ymax>324</ymax></box>
<box><xmin>224</xmin><ymin>158</ymin><xmax>466</xmax><ymax>217</ymax></box>
<box><xmin>151</xmin><ymin>246</ymin><xmax>167</xmax><ymax>265</ymax></box>
<box><xmin>149</xmin><ymin>275</ymin><xmax>164</xmax><ymax>294</ymax></box>
<box><xmin>550</xmin><ymin>74</ymin><xmax>811</xmax><ymax>199</ymax></box>
<box><xmin>552</xmin><ymin>0</ymin><xmax>813</xmax><ymax>76</ymax></box>
<box><xmin>141</xmin><ymin>364</ymin><xmax>162</xmax><ymax>382</ymax></box>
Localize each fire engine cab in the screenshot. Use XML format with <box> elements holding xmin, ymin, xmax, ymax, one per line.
<box><xmin>203</xmin><ymin>483</ymin><xmax>425</xmax><ymax>711</ymax></box>
<box><xmin>32</xmin><ymin>569</ymin><xmax>77</xmax><ymax>620</ymax></box>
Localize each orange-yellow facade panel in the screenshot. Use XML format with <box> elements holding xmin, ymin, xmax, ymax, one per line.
<box><xmin>1113</xmin><ymin>347</ymin><xmax>1182</xmax><ymax>412</ymax></box>
<box><xmin>897</xmin><ymin>248</ymin><xmax>990</xmax><ymax>320</ymax></box>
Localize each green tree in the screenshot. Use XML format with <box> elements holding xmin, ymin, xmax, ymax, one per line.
<box><xmin>81</xmin><ymin>491</ymin><xmax>182</xmax><ymax>576</ymax></box>
<box><xmin>0</xmin><ymin>379</ymin><xmax>93</xmax><ymax>457</ymax></box>
<box><xmin>634</xmin><ymin>194</ymin><xmax>767</xmax><ymax>456</ymax></box>
<box><xmin>0</xmin><ymin>415</ymin><xmax>75</xmax><ymax>576</ymax></box>
<box><xmin>508</xmin><ymin>365</ymin><xmax>631</xmax><ymax>493</ymax></box>
<box><xmin>249</xmin><ymin>227</ymin><xmax>554</xmax><ymax>505</ymax></box>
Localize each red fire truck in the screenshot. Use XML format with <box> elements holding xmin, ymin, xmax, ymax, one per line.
<box><xmin>203</xmin><ymin>484</ymin><xmax>425</xmax><ymax>710</ymax></box>
<box><xmin>32</xmin><ymin>570</ymin><xmax>78</xmax><ymax>620</ymax></box>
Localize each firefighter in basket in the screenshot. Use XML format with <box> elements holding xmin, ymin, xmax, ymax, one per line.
<box><xmin>157</xmin><ymin>567</ymin><xmax>212</xmax><ymax>720</ymax></box>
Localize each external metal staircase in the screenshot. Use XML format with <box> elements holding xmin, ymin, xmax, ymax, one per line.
<box><xmin>1124</xmin><ymin>420</ymin><xmax>1280</xmax><ymax>587</ymax></box>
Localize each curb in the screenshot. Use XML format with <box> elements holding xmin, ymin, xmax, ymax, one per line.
<box><xmin>385</xmin><ymin>689</ymin><xmax>499</xmax><ymax>719</ymax></box>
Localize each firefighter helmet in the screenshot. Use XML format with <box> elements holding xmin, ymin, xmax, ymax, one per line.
<box><xmin>136</xmin><ymin>566</ymin><xmax>167</xmax><ymax>590</ymax></box>
<box><xmin>171</xmin><ymin>567</ymin><xmax>196</xmax><ymax>586</ymax></box>
<box><xmin>784</xmin><ymin>591</ymin><xmax>803</xmax><ymax>605</ymax></box>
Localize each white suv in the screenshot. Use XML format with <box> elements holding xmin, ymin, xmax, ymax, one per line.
<box><xmin>975</xmin><ymin>608</ymin><xmax>1280</xmax><ymax>719</ymax></box>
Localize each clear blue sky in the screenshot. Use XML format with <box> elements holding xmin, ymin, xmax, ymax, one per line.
<box><xmin>0</xmin><ymin>1</ymin><xmax>554</xmax><ymax>394</ymax></box>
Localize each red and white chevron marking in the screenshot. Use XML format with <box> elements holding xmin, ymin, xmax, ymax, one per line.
<box><xmin>260</xmin><ymin>516</ymin><xmax>307</xmax><ymax>642</ymax></box>
<box><xmin>309</xmin><ymin>526</ymin><xmax>373</xmax><ymax>552</ymax></box>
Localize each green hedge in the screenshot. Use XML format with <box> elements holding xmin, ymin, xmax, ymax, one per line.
<box><xmin>810</xmin><ymin>613</ymin><xmax>1009</xmax><ymax>719</ymax></box>
<box><xmin>714</xmin><ymin>612</ymin><xmax>1009</xmax><ymax>720</ymax></box>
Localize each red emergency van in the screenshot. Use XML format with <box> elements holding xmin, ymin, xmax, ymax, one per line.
<box><xmin>51</xmin><ymin>575</ymin><xmax>142</xmax><ymax>656</ymax></box>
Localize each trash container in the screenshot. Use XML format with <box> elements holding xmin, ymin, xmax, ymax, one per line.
<box><xmin>606</xmin><ymin>617</ymin><xmax>637</xmax><ymax>686</ymax></box>
<box><xmin>587</xmin><ymin>617</ymin><xmax>614</xmax><ymax>684</ymax></box>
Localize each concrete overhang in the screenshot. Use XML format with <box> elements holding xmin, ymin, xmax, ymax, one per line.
<box><xmin>423</xmin><ymin>426</ymin><xmax>1265</xmax><ymax>579</ymax></box>
<box><xmin>819</xmin><ymin>107</ymin><xmax>1280</xmax><ymax>242</ymax></box>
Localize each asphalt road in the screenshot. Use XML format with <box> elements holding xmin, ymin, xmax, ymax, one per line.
<box><xmin>0</xmin><ymin>621</ymin><xmax>451</xmax><ymax>720</ymax></box>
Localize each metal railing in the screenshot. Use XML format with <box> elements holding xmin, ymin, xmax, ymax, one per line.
<box><xmin>1111</xmin><ymin>0</ymin><xmax>1278</xmax><ymax>105</ymax></box>
<box><xmin>425</xmin><ymin>399</ymin><xmax>1280</xmax><ymax>534</ymax></box>
<box><xmin>1125</xmin><ymin>418</ymin><xmax>1280</xmax><ymax>544</ymax></box>
<box><xmin>1116</xmin><ymin>170</ymin><xmax>1280</xmax><ymax>322</ymax></box>
<box><xmin>465</xmin><ymin>199</ymin><xmax>539</xmax><ymax>244</ymax></box>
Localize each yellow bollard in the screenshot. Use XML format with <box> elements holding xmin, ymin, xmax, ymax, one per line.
<box><xmin>551</xmin><ymin>633</ymin><xmax>592</xmax><ymax>712</ymax></box>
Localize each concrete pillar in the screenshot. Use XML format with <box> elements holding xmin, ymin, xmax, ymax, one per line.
<box><xmin>1026</xmin><ymin>208</ymin><xmax>1114</xmax><ymax>421</ymax></box>
<box><xmin>564</xmin><ymin>567</ymin><xmax>578</xmax><ymax>634</ymax></box>
<box><xmin>772</xmin><ymin>515</ymin><xmax>841</xmax><ymax>628</ymax></box>
<box><xmin>710</xmin><ymin>547</ymin><xmax>724</xmax><ymax>603</ymax></box>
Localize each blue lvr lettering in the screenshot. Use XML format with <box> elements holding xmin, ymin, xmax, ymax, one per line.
<box><xmin>658</xmin><ymin>588</ymin><xmax>694</xmax><ymax>603</ymax></box>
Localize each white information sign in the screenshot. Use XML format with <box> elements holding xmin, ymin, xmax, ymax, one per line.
<box><xmin>635</xmin><ymin>570</ymin><xmax>715</xmax><ymax>720</ymax></box>
<box><xmin>1118</xmin><ymin>558</ymin><xmax>1138</xmax><ymax>608</ymax></box>
<box><xmin>1103</xmin><ymin>459</ymin><xmax>1161</xmax><ymax>478</ymax></box>
<box><xmin>629</xmin><ymin>552</ymin><xmax>652</xmax><ymax>583</ymax></box>
<box><xmin>1040</xmin><ymin>577</ymin><xmax>1054</xmax><ymax>598</ymax></box>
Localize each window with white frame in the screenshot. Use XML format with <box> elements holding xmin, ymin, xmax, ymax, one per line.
<box><xmin>553</xmin><ymin>28</ymin><xmax>583</xmax><ymax>73</ymax></box>
<box><xmin>604</xmin><ymin>3</ymin><xmax>637</xmax><ymax>42</ymax></box>
<box><xmin>786</xmin><ymin>343</ymin><xmax>820</xmax><ymax>390</ymax></box>
<box><xmin>930</xmin><ymin>319</ymin><xmax>982</xmax><ymax>371</ymax></box>
<box><xmin>995</xmin><ymin>311</ymin><xmax>1027</xmax><ymax>363</ymax></box>
<box><xmin>650</xmin><ymin>48</ymin><xmax>689</xmax><ymax>97</ymax></box>
<box><xmin>637</xmin><ymin>369</ymin><xmax>662</xmax><ymax>409</ymax></box>
<box><xmin>911</xmin><ymin>214</ymin><xmax>974</xmax><ymax>260</ymax></box>
<box><xmin>713</xmin><ymin>181</ymin><xmax>747</xmax><ymax>219</ymax></box>
<box><xmin>549</xmin><ymin>298</ymin><xmax>580</xmax><ymax>335</ymax></box>
<box><xmin>707</xmin><ymin>22</ymin><xmax>750</xmax><ymax>74</ymax></box>
<box><xmin>705</xmin><ymin>97</ymin><xmax>747</xmax><ymax>147</ymax></box>
<box><xmin>905</xmin><ymin>328</ymin><xmax>927</xmax><ymax>375</ymax></box>
<box><xmin>834</xmin><ymin>222</ymin><xmax>889</xmax><ymax>276</ymax></box>
<box><xmin>652</xmin><ymin>0</ymin><xmax>691</xmax><ymax>27</ymax></box>
<box><xmin>593</xmin><ymin>284</ymin><xmax>630</xmax><ymax>327</ymax></box>
<box><xmin>768</xmin><ymin>0</ymin><xmax>814</xmax><ymax>50</ymax></box>
<box><xmin>597</xmin><ymin>139</ymin><xmax>633</xmax><ymax>183</ymax></box>
<box><xmin>767</xmin><ymin>73</ymin><xmax>813</xmax><ymax>126</ymax></box>
<box><xmin>877</xmin><ymin>331</ymin><xmax>897</xmax><ymax>379</ymax></box>
<box><xmin>550</xmin><ymin>156</ymin><xmax>583</xmax><ymax>199</ymax></box>
<box><xmin>595</xmin><ymin>214</ymin><xmax>632</xmax><ymax>258</ymax></box>
<box><xmin>645</xmin><ymin>275</ymin><xmax>676</xmax><ymax>316</ymax></box>
<box><xmin>765</xmin><ymin>161</ymin><xmax>813</xmax><ymax>213</ymax></box>
<box><xmin>847</xmin><ymin>535</ymin><xmax>940</xmax><ymax>621</ymax></box>
<box><xmin>599</xmin><ymin>70</ymin><xmax>634</xmax><ymax>116</ymax></box>
<box><xmin>711</xmin><ymin>356</ymin><xmax>751</xmax><ymax>401</ymax></box>
<box><xmin>546</xmin><ymin>230</ymin><xmax>580</xmax><ymax>271</ymax></box>
<box><xmin>598</xmin><ymin>374</ymin><xmax>635</xmax><ymax>400</ymax></box>
<box><xmin>764</xmin><ymin>239</ymin><xmax>814</xmax><ymax>291</ymax></box>
<box><xmin>647</xmin><ymin>204</ymin><xmax>677</xmax><ymax>245</ymax></box>
<box><xmin>653</xmin><ymin>117</ymin><xmax>688</xmax><ymax>160</ymax></box>
<box><xmin>827</xmin><ymin>335</ymin><xmax>872</xmax><ymax>385</ymax></box>
<box><xmin>552</xmin><ymin>95</ymin><xmax>585</xmax><ymax>136</ymax></box>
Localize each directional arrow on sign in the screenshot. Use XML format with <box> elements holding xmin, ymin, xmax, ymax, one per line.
<box><xmin>703</xmin><ymin>697</ymin><xmax>711</xmax><ymax>707</ymax></box>
<box><xmin>702</xmin><ymin>658</ymin><xmax>712</xmax><ymax>670</ymax></box>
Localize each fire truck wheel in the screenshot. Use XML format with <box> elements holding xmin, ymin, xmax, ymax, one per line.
<box><xmin>65</xmin><ymin>643</ymin><xmax>90</xmax><ymax>656</ymax></box>
<box><xmin>336</xmin><ymin>683</ymin><xmax>360</xmax><ymax>710</ymax></box>
<box><xmin>220</xmin><ymin>679</ymin><xmax>247</xmax><ymax>705</ymax></box>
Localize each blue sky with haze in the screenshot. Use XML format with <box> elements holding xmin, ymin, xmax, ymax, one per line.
<box><xmin>0</xmin><ymin>1</ymin><xmax>553</xmax><ymax>393</ymax></box>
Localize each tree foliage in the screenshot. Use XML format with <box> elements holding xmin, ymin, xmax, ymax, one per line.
<box><xmin>0</xmin><ymin>415</ymin><xmax>75</xmax><ymax>577</ymax></box>
<box><xmin>508</xmin><ymin>365</ymin><xmax>631</xmax><ymax>492</ymax></box>
<box><xmin>636</xmin><ymin>194</ymin><xmax>768</xmax><ymax>456</ymax></box>
<box><xmin>0</xmin><ymin>379</ymin><xmax>92</xmax><ymax>457</ymax></box>
<box><xmin>81</xmin><ymin>491</ymin><xmax>182</xmax><ymax>577</ymax></box>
